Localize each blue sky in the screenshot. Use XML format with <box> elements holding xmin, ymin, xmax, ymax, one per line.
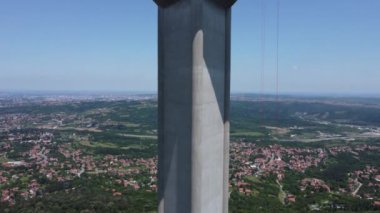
<box><xmin>0</xmin><ymin>0</ymin><xmax>379</xmax><ymax>95</ymax></box>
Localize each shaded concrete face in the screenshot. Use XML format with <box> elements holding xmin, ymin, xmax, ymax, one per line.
<box><xmin>156</xmin><ymin>0</ymin><xmax>234</xmax><ymax>212</ymax></box>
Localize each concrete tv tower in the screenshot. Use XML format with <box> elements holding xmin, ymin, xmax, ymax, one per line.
<box><xmin>153</xmin><ymin>0</ymin><xmax>237</xmax><ymax>212</ymax></box>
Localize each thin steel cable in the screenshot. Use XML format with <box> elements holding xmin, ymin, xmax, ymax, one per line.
<box><xmin>276</xmin><ymin>0</ymin><xmax>280</xmax><ymax>122</ymax></box>
<box><xmin>259</xmin><ymin>0</ymin><xmax>266</xmax><ymax>125</ymax></box>
<box><xmin>260</xmin><ymin>0</ymin><xmax>266</xmax><ymax>101</ymax></box>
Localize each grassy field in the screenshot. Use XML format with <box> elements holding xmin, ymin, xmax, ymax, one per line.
<box><xmin>0</xmin><ymin>154</ymin><xmax>8</xmax><ymax>163</ymax></box>
<box><xmin>79</xmin><ymin>140</ymin><xmax>118</xmax><ymax>149</ymax></box>
<box><xmin>79</xmin><ymin>138</ymin><xmax>150</xmax><ymax>152</ymax></box>
<box><xmin>231</xmin><ymin>131</ymin><xmax>264</xmax><ymax>137</ymax></box>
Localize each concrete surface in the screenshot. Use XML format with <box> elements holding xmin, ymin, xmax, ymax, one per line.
<box><xmin>155</xmin><ymin>0</ymin><xmax>236</xmax><ymax>212</ymax></box>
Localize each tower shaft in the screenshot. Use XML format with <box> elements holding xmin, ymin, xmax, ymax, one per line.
<box><xmin>155</xmin><ymin>0</ymin><xmax>235</xmax><ymax>212</ymax></box>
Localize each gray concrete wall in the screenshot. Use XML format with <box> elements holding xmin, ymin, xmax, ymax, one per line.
<box><xmin>157</xmin><ymin>0</ymin><xmax>233</xmax><ymax>212</ymax></box>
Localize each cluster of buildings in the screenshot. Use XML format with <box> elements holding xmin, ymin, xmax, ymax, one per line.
<box><xmin>0</xmin><ymin>131</ymin><xmax>159</xmax><ymax>206</ymax></box>
<box><xmin>1</xmin><ymin>128</ymin><xmax>380</xmax><ymax>207</ymax></box>
<box><xmin>229</xmin><ymin>142</ymin><xmax>327</xmax><ymax>194</ymax></box>
<box><xmin>300</xmin><ymin>178</ymin><xmax>331</xmax><ymax>193</ymax></box>
<box><xmin>347</xmin><ymin>166</ymin><xmax>380</xmax><ymax>199</ymax></box>
<box><xmin>0</xmin><ymin>173</ymin><xmax>41</xmax><ymax>206</ymax></box>
<box><xmin>0</xmin><ymin>108</ymin><xmax>102</xmax><ymax>134</ymax></box>
<box><xmin>229</xmin><ymin>142</ymin><xmax>380</xmax><ymax>208</ymax></box>
<box><xmin>1</xmin><ymin>97</ymin><xmax>379</xmax><ymax>208</ymax></box>
<box><xmin>329</xmin><ymin>144</ymin><xmax>380</xmax><ymax>156</ymax></box>
<box><xmin>0</xmin><ymin>113</ymin><xmax>31</xmax><ymax>131</ymax></box>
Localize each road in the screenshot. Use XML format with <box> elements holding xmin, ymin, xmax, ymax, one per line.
<box><xmin>276</xmin><ymin>179</ymin><xmax>286</xmax><ymax>204</ymax></box>
<box><xmin>78</xmin><ymin>164</ymin><xmax>85</xmax><ymax>177</ymax></box>
<box><xmin>118</xmin><ymin>133</ymin><xmax>157</xmax><ymax>140</ymax></box>
<box><xmin>352</xmin><ymin>181</ymin><xmax>363</xmax><ymax>196</ymax></box>
<box><xmin>38</xmin><ymin>147</ymin><xmax>47</xmax><ymax>162</ymax></box>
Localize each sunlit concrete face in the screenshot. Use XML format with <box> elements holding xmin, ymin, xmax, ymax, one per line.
<box><xmin>154</xmin><ymin>0</ymin><xmax>235</xmax><ymax>212</ymax></box>
<box><xmin>192</xmin><ymin>30</ymin><xmax>224</xmax><ymax>213</ymax></box>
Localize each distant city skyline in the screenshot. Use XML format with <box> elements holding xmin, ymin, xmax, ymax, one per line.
<box><xmin>1</xmin><ymin>0</ymin><xmax>380</xmax><ymax>95</ymax></box>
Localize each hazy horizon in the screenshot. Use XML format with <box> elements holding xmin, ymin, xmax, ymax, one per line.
<box><xmin>1</xmin><ymin>89</ymin><xmax>380</xmax><ymax>99</ymax></box>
